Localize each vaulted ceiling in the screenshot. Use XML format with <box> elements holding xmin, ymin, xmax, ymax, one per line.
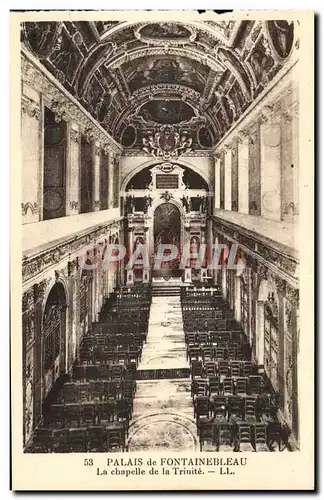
<box><xmin>22</xmin><ymin>19</ymin><xmax>296</xmax><ymax>149</ymax></box>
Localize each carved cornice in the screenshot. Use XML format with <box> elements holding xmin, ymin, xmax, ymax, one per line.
<box><xmin>211</xmin><ymin>215</ymin><xmax>299</xmax><ymax>287</ymax></box>
<box><xmin>21</xmin><ymin>95</ymin><xmax>41</xmax><ymax>120</ymax></box>
<box><xmin>22</xmin><ymin>218</ymin><xmax>123</xmax><ymax>284</ymax></box>
<box><xmin>21</xmin><ymin>50</ymin><xmax>122</xmax><ymax>154</ymax></box>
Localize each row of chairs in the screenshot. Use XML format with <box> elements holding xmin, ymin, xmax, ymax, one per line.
<box><xmin>185</xmin><ymin>330</ymin><xmax>246</xmax><ymax>345</ymax></box>
<box><xmin>58</xmin><ymin>379</ymin><xmax>136</xmax><ymax>404</ymax></box>
<box><xmin>27</xmin><ymin>425</ymin><xmax>127</xmax><ymax>453</ymax></box>
<box><xmin>192</xmin><ymin>375</ymin><xmax>264</xmax><ymax>398</ymax></box>
<box><xmin>199</xmin><ymin>420</ymin><xmax>279</xmax><ymax>452</ymax></box>
<box><xmin>79</xmin><ymin>347</ymin><xmax>142</xmax><ymax>366</ymax></box>
<box><xmin>188</xmin><ymin>345</ymin><xmax>248</xmax><ymax>362</ymax></box>
<box><xmin>72</xmin><ymin>362</ymin><xmax>136</xmax><ymax>381</ymax></box>
<box><xmin>190</xmin><ymin>360</ymin><xmax>256</xmax><ymax>379</ymax></box>
<box><xmin>44</xmin><ymin>398</ymin><xmax>133</xmax><ymax>428</ymax></box>
<box><xmin>82</xmin><ymin>333</ymin><xmax>145</xmax><ymax>349</ymax></box>
<box><xmin>194</xmin><ymin>393</ymin><xmax>278</xmax><ymax>422</ymax></box>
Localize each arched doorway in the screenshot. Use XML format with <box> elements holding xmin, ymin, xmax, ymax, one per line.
<box><xmin>153</xmin><ymin>202</ymin><xmax>181</xmax><ymax>268</ymax></box>
<box><xmin>42</xmin><ymin>282</ymin><xmax>67</xmax><ymax>396</ymax></box>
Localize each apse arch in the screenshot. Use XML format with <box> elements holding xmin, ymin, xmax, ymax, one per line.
<box><xmin>120</xmin><ymin>159</ymin><xmax>212</xmax><ymax>193</ymax></box>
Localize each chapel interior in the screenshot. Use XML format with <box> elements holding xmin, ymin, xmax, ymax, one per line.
<box><xmin>21</xmin><ymin>19</ymin><xmax>300</xmax><ymax>453</ymax></box>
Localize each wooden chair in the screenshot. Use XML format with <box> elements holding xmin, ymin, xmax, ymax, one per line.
<box><xmin>110</xmin><ymin>364</ymin><xmax>125</xmax><ymax>381</ymax></box>
<box><xmin>199</xmin><ymin>420</ymin><xmax>217</xmax><ymax>451</ymax></box>
<box><xmin>62</xmin><ymin>383</ymin><xmax>77</xmax><ymax>403</ymax></box>
<box><xmin>204</xmin><ymin>361</ymin><xmax>217</xmax><ymax>377</ymax></box>
<box><xmin>87</xmin><ymin>425</ymin><xmax>107</xmax><ymax>452</ymax></box>
<box><xmin>65</xmin><ymin>404</ymin><xmax>81</xmax><ymax>428</ymax></box>
<box><xmin>223</xmin><ymin>377</ymin><xmax>234</xmax><ymax>396</ymax></box>
<box><xmin>230</xmin><ymin>361</ymin><xmax>241</xmax><ymax>378</ymax></box>
<box><xmin>242</xmin><ymin>361</ymin><xmax>254</xmax><ymax>377</ymax></box>
<box><xmin>215</xmin><ymin>347</ymin><xmax>226</xmax><ymax>360</ymax></box>
<box><xmin>218</xmin><ymin>360</ymin><xmax>229</xmax><ymax>378</ymax></box>
<box><xmin>78</xmin><ymin>383</ymin><xmax>90</xmax><ymax>403</ymax></box>
<box><xmin>189</xmin><ymin>347</ymin><xmax>201</xmax><ymax>363</ymax></box>
<box><xmin>52</xmin><ymin>429</ymin><xmax>69</xmax><ymax>453</ymax></box>
<box><xmin>49</xmin><ymin>404</ymin><xmax>65</xmax><ymax>428</ymax></box>
<box><xmin>191</xmin><ymin>378</ymin><xmax>208</xmax><ymax>400</ymax></box>
<box><xmin>228</xmin><ymin>396</ymin><xmax>244</xmax><ymax>422</ymax></box>
<box><xmin>29</xmin><ymin>428</ymin><xmax>53</xmax><ymax>453</ymax></box>
<box><xmin>115</xmin><ymin>398</ymin><xmax>132</xmax><ymax>422</ymax></box>
<box><xmin>106</xmin><ymin>426</ymin><xmax>126</xmax><ymax>452</ymax></box>
<box><xmin>210</xmin><ymin>395</ymin><xmax>227</xmax><ymax>420</ymax></box>
<box><xmin>249</xmin><ymin>375</ymin><xmax>263</xmax><ymax>395</ymax></box>
<box><xmin>237</xmin><ymin>422</ymin><xmax>254</xmax><ymax>452</ymax></box>
<box><xmin>197</xmin><ymin>332</ymin><xmax>209</xmax><ymax>345</ymax></box>
<box><xmin>194</xmin><ymin>395</ymin><xmax>210</xmax><ymax>426</ymax></box>
<box><xmin>216</xmin><ymin>422</ymin><xmax>233</xmax><ymax>451</ymax></box>
<box><xmin>244</xmin><ymin>396</ymin><xmax>258</xmax><ymax>421</ymax></box>
<box><xmin>67</xmin><ymin>428</ymin><xmax>88</xmax><ymax>453</ymax></box>
<box><xmin>89</xmin><ymin>380</ymin><xmax>104</xmax><ymax>401</ymax></box>
<box><xmin>217</xmin><ymin>319</ymin><xmax>227</xmax><ymax>331</ymax></box>
<box><xmin>208</xmin><ymin>376</ymin><xmax>220</xmax><ymax>397</ymax></box>
<box><xmin>81</xmin><ymin>403</ymin><xmax>96</xmax><ymax>426</ymax></box>
<box><xmin>252</xmin><ymin>423</ymin><xmax>270</xmax><ymax>451</ymax></box>
<box><xmin>98</xmin><ymin>364</ymin><xmax>110</xmax><ymax>380</ymax></box>
<box><xmin>236</xmin><ymin>377</ymin><xmax>248</xmax><ymax>395</ymax></box>
<box><xmin>227</xmin><ymin>346</ymin><xmax>237</xmax><ymax>360</ymax></box>
<box><xmin>191</xmin><ymin>360</ymin><xmax>204</xmax><ymax>378</ymax></box>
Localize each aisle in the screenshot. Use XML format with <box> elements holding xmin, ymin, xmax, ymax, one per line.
<box><xmin>138</xmin><ymin>295</ymin><xmax>188</xmax><ymax>371</ymax></box>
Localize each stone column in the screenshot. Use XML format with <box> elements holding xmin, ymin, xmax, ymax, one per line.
<box><xmin>214</xmin><ymin>155</ymin><xmax>221</xmax><ymax>209</ymax></box>
<box><xmin>93</xmin><ymin>142</ymin><xmax>101</xmax><ymax>212</ymax></box>
<box><xmin>108</xmin><ymin>151</ymin><xmax>114</xmax><ymax>209</ymax></box>
<box><xmin>283</xmin><ymin>286</ymin><xmax>299</xmax><ymax>443</ymax></box>
<box><xmin>21</xmin><ymin>89</ymin><xmax>41</xmax><ymax>224</ymax></box>
<box><xmin>67</xmin><ymin>125</ymin><xmax>80</xmax><ymax>216</ymax></box>
<box><xmin>256</xmin><ymin>300</ymin><xmax>265</xmax><ymax>366</ymax></box>
<box><xmin>224</xmin><ymin>148</ymin><xmax>232</xmax><ymax>211</ymax></box>
<box><xmin>260</xmin><ymin>117</ymin><xmax>282</xmax><ymax>221</ymax></box>
<box><xmin>67</xmin><ymin>260</ymin><xmax>78</xmax><ymax>372</ymax></box>
<box><xmin>33</xmin><ymin>278</ymin><xmax>51</xmax><ymax>426</ymax></box>
<box><xmin>234</xmin><ymin>275</ymin><xmax>241</xmax><ymax>323</ymax></box>
<box><xmin>238</xmin><ymin>133</ymin><xmax>249</xmax><ymax>214</ymax></box>
<box><xmin>275</xmin><ymin>277</ymin><xmax>286</xmax><ymax>413</ymax></box>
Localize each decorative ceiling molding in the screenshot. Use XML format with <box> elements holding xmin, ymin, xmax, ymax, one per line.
<box><xmin>21</xmin><ymin>48</ymin><xmax>122</xmax><ymax>154</ymax></box>
<box><xmin>21</xmin><ymin>19</ymin><xmax>298</xmax><ymax>148</ymax></box>
<box><xmin>106</xmin><ymin>45</ymin><xmax>223</xmax><ymax>72</ymax></box>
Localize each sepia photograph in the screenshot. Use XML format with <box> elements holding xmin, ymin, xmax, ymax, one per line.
<box><xmin>10</xmin><ymin>9</ymin><xmax>314</xmax><ymax>491</ymax></box>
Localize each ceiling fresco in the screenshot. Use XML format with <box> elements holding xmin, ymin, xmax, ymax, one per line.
<box><xmin>21</xmin><ymin>19</ymin><xmax>298</xmax><ymax>149</ymax></box>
